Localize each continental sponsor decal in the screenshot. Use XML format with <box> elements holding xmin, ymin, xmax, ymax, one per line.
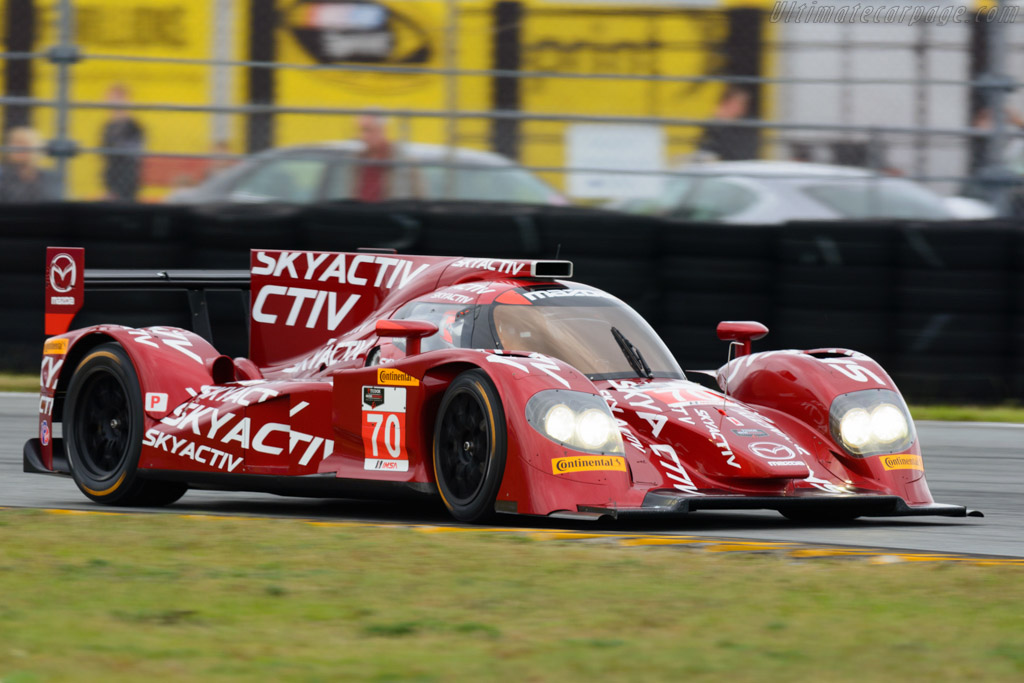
<box><xmin>43</xmin><ymin>338</ymin><xmax>68</xmax><ymax>355</ymax></box>
<box><xmin>880</xmin><ymin>454</ymin><xmax>924</xmax><ymax>471</ymax></box>
<box><xmin>377</xmin><ymin>368</ymin><xmax>420</xmax><ymax>386</ymax></box>
<box><xmin>552</xmin><ymin>455</ymin><xmax>627</xmax><ymax>476</ymax></box>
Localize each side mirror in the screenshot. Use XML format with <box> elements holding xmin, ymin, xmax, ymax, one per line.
<box><xmin>375</xmin><ymin>319</ymin><xmax>439</xmax><ymax>356</ymax></box>
<box><xmin>716</xmin><ymin>321</ymin><xmax>768</xmax><ymax>358</ymax></box>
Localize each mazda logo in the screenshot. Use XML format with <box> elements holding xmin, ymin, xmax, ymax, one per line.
<box><xmin>749</xmin><ymin>442</ymin><xmax>796</xmax><ymax>460</ymax></box>
<box><xmin>49</xmin><ymin>253</ymin><xmax>77</xmax><ymax>294</ymax></box>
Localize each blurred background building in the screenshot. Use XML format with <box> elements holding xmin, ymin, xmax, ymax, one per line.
<box><xmin>1</xmin><ymin>0</ymin><xmax>1022</xmax><ymax>211</ymax></box>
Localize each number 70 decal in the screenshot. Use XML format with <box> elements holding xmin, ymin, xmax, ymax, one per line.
<box><xmin>361</xmin><ymin>385</ymin><xmax>409</xmax><ymax>472</ymax></box>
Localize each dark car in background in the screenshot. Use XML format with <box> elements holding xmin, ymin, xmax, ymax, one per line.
<box><xmin>167</xmin><ymin>142</ymin><xmax>567</xmax><ymax>206</ymax></box>
<box><xmin>611</xmin><ymin>161</ymin><xmax>995</xmax><ymax>223</ymax></box>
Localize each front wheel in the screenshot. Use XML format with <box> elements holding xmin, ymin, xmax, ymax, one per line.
<box><xmin>65</xmin><ymin>342</ymin><xmax>187</xmax><ymax>506</ymax></box>
<box><xmin>432</xmin><ymin>370</ymin><xmax>507</xmax><ymax>523</ymax></box>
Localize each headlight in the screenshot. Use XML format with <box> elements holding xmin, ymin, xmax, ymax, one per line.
<box><xmin>544</xmin><ymin>404</ymin><xmax>576</xmax><ymax>443</ymax></box>
<box><xmin>829</xmin><ymin>390</ymin><xmax>915</xmax><ymax>457</ymax></box>
<box><xmin>526</xmin><ymin>390</ymin><xmax>624</xmax><ymax>455</ymax></box>
<box><xmin>871</xmin><ymin>404</ymin><xmax>909</xmax><ymax>444</ymax></box>
<box><xmin>839</xmin><ymin>408</ymin><xmax>872</xmax><ymax>450</ymax></box>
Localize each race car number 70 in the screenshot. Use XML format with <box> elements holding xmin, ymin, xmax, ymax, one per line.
<box><xmin>361</xmin><ymin>385</ymin><xmax>409</xmax><ymax>472</ymax></box>
<box><xmin>365</xmin><ymin>412</ymin><xmax>401</xmax><ymax>458</ymax></box>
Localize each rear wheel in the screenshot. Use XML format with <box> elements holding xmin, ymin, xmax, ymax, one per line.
<box><xmin>432</xmin><ymin>370</ymin><xmax>507</xmax><ymax>523</ymax></box>
<box><xmin>65</xmin><ymin>342</ymin><xmax>187</xmax><ymax>506</ymax></box>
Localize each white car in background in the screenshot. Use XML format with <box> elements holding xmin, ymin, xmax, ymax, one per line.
<box><xmin>612</xmin><ymin>161</ymin><xmax>996</xmax><ymax>223</ymax></box>
<box><xmin>167</xmin><ymin>142</ymin><xmax>567</xmax><ymax>206</ymax></box>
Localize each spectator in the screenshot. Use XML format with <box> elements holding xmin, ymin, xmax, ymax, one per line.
<box><xmin>205</xmin><ymin>139</ymin><xmax>237</xmax><ymax>179</ymax></box>
<box><xmin>790</xmin><ymin>142</ymin><xmax>813</xmax><ymax>162</ymax></box>
<box><xmin>352</xmin><ymin>115</ymin><xmax>417</xmax><ymax>201</ymax></box>
<box><xmin>698</xmin><ymin>85</ymin><xmax>758</xmax><ymax>161</ymax></box>
<box><xmin>971</xmin><ymin>106</ymin><xmax>1024</xmax><ymax>170</ymax></box>
<box><xmin>354</xmin><ymin>115</ymin><xmax>394</xmax><ymax>202</ymax></box>
<box><xmin>0</xmin><ymin>127</ymin><xmax>60</xmax><ymax>202</ymax></box>
<box><xmin>100</xmin><ymin>84</ymin><xmax>145</xmax><ymax>201</ymax></box>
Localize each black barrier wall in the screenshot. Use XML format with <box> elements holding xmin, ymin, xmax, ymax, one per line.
<box><xmin>2</xmin><ymin>202</ymin><xmax>1022</xmax><ymax>402</ymax></box>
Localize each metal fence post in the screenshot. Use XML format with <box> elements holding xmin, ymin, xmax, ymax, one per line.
<box><xmin>443</xmin><ymin>0</ymin><xmax>458</xmax><ymax>200</ymax></box>
<box><xmin>982</xmin><ymin>0</ymin><xmax>1016</xmax><ymax>215</ymax></box>
<box><xmin>45</xmin><ymin>0</ymin><xmax>79</xmax><ymax>200</ymax></box>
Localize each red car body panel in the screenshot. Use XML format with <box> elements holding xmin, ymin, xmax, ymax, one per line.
<box><xmin>27</xmin><ymin>246</ymin><xmax>975</xmax><ymax>520</ymax></box>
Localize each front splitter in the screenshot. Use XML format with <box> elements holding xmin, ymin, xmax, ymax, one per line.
<box><xmin>573</xmin><ymin>492</ymin><xmax>982</xmax><ymax>519</ymax></box>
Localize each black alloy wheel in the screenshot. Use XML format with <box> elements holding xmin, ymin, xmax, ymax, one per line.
<box><xmin>65</xmin><ymin>342</ymin><xmax>187</xmax><ymax>506</ymax></box>
<box><xmin>433</xmin><ymin>369</ymin><xmax>507</xmax><ymax>523</ymax></box>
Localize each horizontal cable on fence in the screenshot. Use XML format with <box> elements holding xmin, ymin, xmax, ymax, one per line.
<box><xmin>764</xmin><ymin>40</ymin><xmax>971</xmax><ymax>52</ymax></box>
<box><xmin>0</xmin><ymin>51</ymin><xmax>43</xmax><ymax>61</ymax></box>
<box><xmin>0</xmin><ymin>95</ymin><xmax>1016</xmax><ymax>139</ymax></box>
<box><xmin>28</xmin><ymin>51</ymin><xmax>1014</xmax><ymax>90</ymax></box>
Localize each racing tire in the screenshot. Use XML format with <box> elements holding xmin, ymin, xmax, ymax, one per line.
<box><xmin>65</xmin><ymin>342</ymin><xmax>187</xmax><ymax>507</ymax></box>
<box><xmin>432</xmin><ymin>369</ymin><xmax>507</xmax><ymax>523</ymax></box>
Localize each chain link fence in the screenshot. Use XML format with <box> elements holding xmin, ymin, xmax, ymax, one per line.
<box><xmin>1</xmin><ymin>0</ymin><xmax>1023</xmax><ymax>217</ymax></box>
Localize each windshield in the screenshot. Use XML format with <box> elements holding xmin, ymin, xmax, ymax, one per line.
<box><xmin>491</xmin><ymin>291</ymin><xmax>684</xmax><ymax>379</ymax></box>
<box><xmin>801</xmin><ymin>178</ymin><xmax>952</xmax><ymax>220</ymax></box>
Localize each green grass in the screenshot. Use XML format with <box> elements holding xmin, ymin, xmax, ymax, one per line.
<box><xmin>0</xmin><ymin>373</ymin><xmax>39</xmax><ymax>393</ymax></box>
<box><xmin>0</xmin><ymin>510</ymin><xmax>1022</xmax><ymax>682</ymax></box>
<box><xmin>909</xmin><ymin>404</ymin><xmax>1024</xmax><ymax>423</ymax></box>
<box><xmin>1</xmin><ymin>371</ymin><xmax>1021</xmax><ymax>422</ymax></box>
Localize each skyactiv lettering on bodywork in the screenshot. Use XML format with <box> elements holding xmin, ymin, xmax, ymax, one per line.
<box><xmin>249</xmin><ymin>250</ymin><xmax>447</xmax><ymax>367</ymax></box>
<box><xmin>141</xmin><ymin>383</ymin><xmax>333</xmax><ymax>473</ymax></box>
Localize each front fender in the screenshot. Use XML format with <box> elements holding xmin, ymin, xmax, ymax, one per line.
<box><xmin>718</xmin><ymin>348</ymin><xmax>903</xmax><ymax>438</ymax></box>
<box><xmin>718</xmin><ymin>348</ymin><xmax>934</xmax><ymax>505</ymax></box>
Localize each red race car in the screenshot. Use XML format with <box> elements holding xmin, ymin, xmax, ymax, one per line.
<box><xmin>26</xmin><ymin>246</ymin><xmax>978</xmax><ymax>522</ymax></box>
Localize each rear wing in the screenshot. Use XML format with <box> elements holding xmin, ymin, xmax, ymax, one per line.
<box><xmin>45</xmin><ymin>246</ymin><xmax>250</xmax><ymax>341</ymax></box>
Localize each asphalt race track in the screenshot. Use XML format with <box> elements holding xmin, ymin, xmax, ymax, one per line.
<box><xmin>2</xmin><ymin>392</ymin><xmax>1020</xmax><ymax>558</ymax></box>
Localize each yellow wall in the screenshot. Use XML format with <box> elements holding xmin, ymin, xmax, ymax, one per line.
<box><xmin>272</xmin><ymin>0</ymin><xmax>754</xmax><ymax>191</ymax></box>
<box><xmin>21</xmin><ymin>0</ymin><xmax>769</xmax><ymax>199</ymax></box>
<box><xmin>32</xmin><ymin>0</ymin><xmax>224</xmax><ymax>200</ymax></box>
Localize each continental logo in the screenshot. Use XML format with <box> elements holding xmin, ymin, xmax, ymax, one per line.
<box><xmin>43</xmin><ymin>338</ymin><xmax>68</xmax><ymax>356</ymax></box>
<box><xmin>880</xmin><ymin>454</ymin><xmax>924</xmax><ymax>471</ymax></box>
<box><xmin>552</xmin><ymin>456</ymin><xmax>627</xmax><ymax>476</ymax></box>
<box><xmin>377</xmin><ymin>368</ymin><xmax>420</xmax><ymax>386</ymax></box>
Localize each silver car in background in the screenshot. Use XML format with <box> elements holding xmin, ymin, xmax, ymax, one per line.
<box><xmin>167</xmin><ymin>142</ymin><xmax>567</xmax><ymax>206</ymax></box>
<box><xmin>612</xmin><ymin>161</ymin><xmax>995</xmax><ymax>223</ymax></box>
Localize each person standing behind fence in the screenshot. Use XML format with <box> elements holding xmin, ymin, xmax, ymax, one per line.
<box><xmin>352</xmin><ymin>115</ymin><xmax>417</xmax><ymax>201</ymax></box>
<box><xmin>0</xmin><ymin>127</ymin><xmax>60</xmax><ymax>202</ymax></box>
<box><xmin>100</xmin><ymin>84</ymin><xmax>145</xmax><ymax>201</ymax></box>
<box><xmin>697</xmin><ymin>85</ymin><xmax>758</xmax><ymax>161</ymax></box>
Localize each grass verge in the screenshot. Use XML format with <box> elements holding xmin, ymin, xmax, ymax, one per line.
<box><xmin>0</xmin><ymin>374</ymin><xmax>39</xmax><ymax>393</ymax></box>
<box><xmin>910</xmin><ymin>404</ymin><xmax>1024</xmax><ymax>423</ymax></box>
<box><xmin>0</xmin><ymin>510</ymin><xmax>1021</xmax><ymax>682</ymax></box>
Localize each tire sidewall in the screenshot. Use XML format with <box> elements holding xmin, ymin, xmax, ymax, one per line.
<box><xmin>433</xmin><ymin>369</ymin><xmax>507</xmax><ymax>522</ymax></box>
<box><xmin>65</xmin><ymin>343</ymin><xmax>145</xmax><ymax>503</ymax></box>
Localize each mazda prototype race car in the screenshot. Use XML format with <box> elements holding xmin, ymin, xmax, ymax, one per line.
<box><xmin>26</xmin><ymin>247</ymin><xmax>978</xmax><ymax>523</ymax></box>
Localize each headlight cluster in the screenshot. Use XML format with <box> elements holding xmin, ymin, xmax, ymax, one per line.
<box><xmin>526</xmin><ymin>390</ymin><xmax>624</xmax><ymax>454</ymax></box>
<box><xmin>829</xmin><ymin>389</ymin><xmax>915</xmax><ymax>457</ymax></box>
